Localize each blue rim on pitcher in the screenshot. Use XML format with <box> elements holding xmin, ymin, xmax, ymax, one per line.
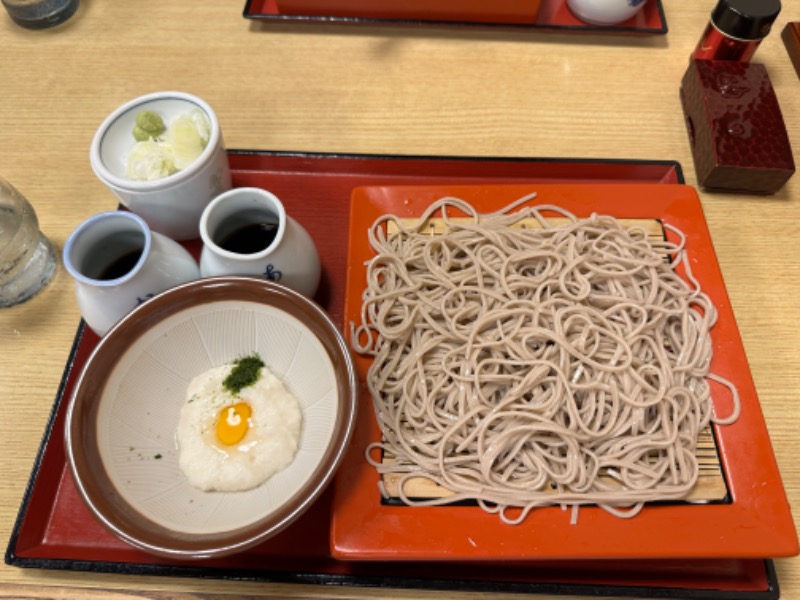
<box><xmin>63</xmin><ymin>211</ymin><xmax>152</xmax><ymax>286</ymax></box>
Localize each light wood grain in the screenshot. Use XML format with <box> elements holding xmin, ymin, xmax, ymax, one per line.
<box><xmin>1</xmin><ymin>1</ymin><xmax>799</xmax><ymax>598</ymax></box>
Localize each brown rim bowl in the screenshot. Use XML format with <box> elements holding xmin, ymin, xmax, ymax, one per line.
<box><xmin>65</xmin><ymin>276</ymin><xmax>358</xmax><ymax>560</ymax></box>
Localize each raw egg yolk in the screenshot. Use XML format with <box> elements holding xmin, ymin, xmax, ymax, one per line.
<box><xmin>216</xmin><ymin>402</ymin><xmax>252</xmax><ymax>446</ymax></box>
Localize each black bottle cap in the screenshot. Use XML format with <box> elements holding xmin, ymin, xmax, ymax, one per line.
<box><xmin>711</xmin><ymin>0</ymin><xmax>781</xmax><ymax>41</ymax></box>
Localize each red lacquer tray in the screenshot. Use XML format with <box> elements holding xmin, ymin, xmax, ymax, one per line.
<box><xmin>4</xmin><ymin>151</ymin><xmax>783</xmax><ymax>598</ymax></box>
<box><xmin>243</xmin><ymin>0</ymin><xmax>668</xmax><ymax>36</ymax></box>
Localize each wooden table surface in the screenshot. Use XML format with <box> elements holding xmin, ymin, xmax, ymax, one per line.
<box><xmin>1</xmin><ymin>1</ymin><xmax>799</xmax><ymax>598</ymax></box>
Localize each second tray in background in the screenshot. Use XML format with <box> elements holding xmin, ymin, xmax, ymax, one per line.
<box><xmin>243</xmin><ymin>0</ymin><xmax>668</xmax><ymax>35</ymax></box>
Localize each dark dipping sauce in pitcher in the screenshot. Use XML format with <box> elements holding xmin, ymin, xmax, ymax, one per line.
<box><xmin>217</xmin><ymin>222</ymin><xmax>279</xmax><ymax>254</ymax></box>
<box><xmin>97</xmin><ymin>249</ymin><xmax>143</xmax><ymax>280</ymax></box>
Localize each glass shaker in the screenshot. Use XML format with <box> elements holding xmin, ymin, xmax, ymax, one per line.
<box><xmin>0</xmin><ymin>177</ymin><xmax>57</xmax><ymax>307</ymax></box>
<box><xmin>692</xmin><ymin>0</ymin><xmax>781</xmax><ymax>63</ymax></box>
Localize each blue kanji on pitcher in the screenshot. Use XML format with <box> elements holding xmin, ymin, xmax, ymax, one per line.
<box><xmin>264</xmin><ymin>264</ymin><xmax>283</xmax><ymax>281</ymax></box>
<box><xmin>137</xmin><ymin>293</ymin><xmax>155</xmax><ymax>305</ymax></box>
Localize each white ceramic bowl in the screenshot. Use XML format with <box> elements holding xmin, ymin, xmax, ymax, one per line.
<box><xmin>89</xmin><ymin>91</ymin><xmax>232</xmax><ymax>241</ymax></box>
<box><xmin>566</xmin><ymin>0</ymin><xmax>648</xmax><ymax>25</ymax></box>
<box><xmin>65</xmin><ymin>277</ymin><xmax>358</xmax><ymax>559</ymax></box>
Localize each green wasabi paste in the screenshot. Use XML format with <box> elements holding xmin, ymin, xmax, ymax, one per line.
<box><xmin>223</xmin><ymin>354</ymin><xmax>265</xmax><ymax>395</ymax></box>
<box><xmin>132</xmin><ymin>110</ymin><xmax>165</xmax><ymax>141</ymax></box>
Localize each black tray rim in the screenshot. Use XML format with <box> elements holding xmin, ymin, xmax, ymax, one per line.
<box><xmin>227</xmin><ymin>148</ymin><xmax>685</xmax><ymax>179</ymax></box>
<box><xmin>7</xmin><ymin>150</ymin><xmax>780</xmax><ymax>600</ymax></box>
<box><xmin>242</xmin><ymin>0</ymin><xmax>668</xmax><ymax>36</ymax></box>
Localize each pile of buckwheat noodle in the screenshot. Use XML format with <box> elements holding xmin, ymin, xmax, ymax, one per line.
<box><xmin>351</xmin><ymin>194</ymin><xmax>740</xmax><ymax>525</ymax></box>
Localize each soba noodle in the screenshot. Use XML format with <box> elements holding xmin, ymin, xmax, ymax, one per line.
<box><xmin>351</xmin><ymin>195</ymin><xmax>740</xmax><ymax>524</ymax></box>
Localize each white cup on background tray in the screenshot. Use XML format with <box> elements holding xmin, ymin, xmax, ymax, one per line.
<box><xmin>567</xmin><ymin>0</ymin><xmax>649</xmax><ymax>25</ymax></box>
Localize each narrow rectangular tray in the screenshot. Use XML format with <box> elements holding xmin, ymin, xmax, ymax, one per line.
<box><xmin>5</xmin><ymin>150</ymin><xmax>780</xmax><ymax>598</ymax></box>
<box><xmin>243</xmin><ymin>0</ymin><xmax>668</xmax><ymax>36</ymax></box>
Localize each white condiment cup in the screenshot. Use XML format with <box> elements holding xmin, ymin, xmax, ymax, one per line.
<box><xmin>89</xmin><ymin>91</ymin><xmax>232</xmax><ymax>241</ymax></box>
<box><xmin>199</xmin><ymin>187</ymin><xmax>321</xmax><ymax>298</ymax></box>
<box><xmin>566</xmin><ymin>0</ymin><xmax>649</xmax><ymax>25</ymax></box>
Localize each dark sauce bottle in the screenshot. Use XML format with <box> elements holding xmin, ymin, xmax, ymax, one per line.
<box><xmin>693</xmin><ymin>0</ymin><xmax>781</xmax><ymax>63</ymax></box>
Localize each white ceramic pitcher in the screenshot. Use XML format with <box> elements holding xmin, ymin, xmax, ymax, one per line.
<box><xmin>199</xmin><ymin>187</ymin><xmax>321</xmax><ymax>298</ymax></box>
<box><xmin>63</xmin><ymin>211</ymin><xmax>200</xmax><ymax>336</ymax></box>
